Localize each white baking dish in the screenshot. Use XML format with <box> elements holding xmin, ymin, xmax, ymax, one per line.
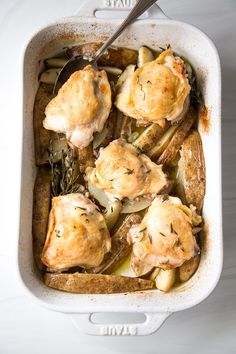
<box><xmin>18</xmin><ymin>0</ymin><xmax>222</xmax><ymax>336</ymax></box>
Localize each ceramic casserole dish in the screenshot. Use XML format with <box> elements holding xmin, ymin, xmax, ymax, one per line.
<box><xmin>18</xmin><ymin>0</ymin><xmax>222</xmax><ymax>336</ymax></box>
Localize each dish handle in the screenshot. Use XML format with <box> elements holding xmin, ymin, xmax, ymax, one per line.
<box><xmin>70</xmin><ymin>312</ymin><xmax>171</xmax><ymax>336</ymax></box>
<box><xmin>76</xmin><ymin>0</ymin><xmax>168</xmax><ymax>20</ymax></box>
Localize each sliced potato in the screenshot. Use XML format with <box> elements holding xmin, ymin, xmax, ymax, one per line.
<box><xmin>86</xmin><ymin>168</ymin><xmax>108</xmax><ymax>207</ymax></box>
<box><xmin>155</xmin><ymin>269</ymin><xmax>177</xmax><ymax>292</ymax></box>
<box><xmin>137</xmin><ymin>46</ymin><xmax>154</xmax><ymax>67</ymax></box>
<box><xmin>130</xmin><ymin>254</ymin><xmax>154</xmax><ymax>277</ymax></box>
<box><xmin>93</xmin><ymin>127</ymin><xmax>109</xmax><ymax>150</ymax></box>
<box><xmin>32</xmin><ymin>166</ymin><xmax>51</xmax><ymax>271</ymax></box>
<box><xmin>149</xmin><ymin>267</ymin><xmax>160</xmax><ymax>281</ymax></box>
<box><xmin>104</xmin><ymin>200</ymin><xmax>122</xmax><ymax>230</ymax></box>
<box><xmin>33</xmin><ymin>83</ymin><xmax>54</xmax><ymax>165</ymax></box>
<box><xmin>85</xmin><ymin>214</ymin><xmax>141</xmax><ymax>274</ymax></box>
<box><xmin>121</xmin><ymin>197</ymin><xmax>152</xmax><ymax>214</ymax></box>
<box><xmin>176</xmin><ymin>130</ymin><xmax>206</xmax><ymax>212</ymax></box>
<box><xmin>157</xmin><ymin>107</ymin><xmax>197</xmax><ymax>165</ymax></box>
<box><xmin>133</xmin><ymin>121</ymin><xmax>170</xmax><ymax>153</ymax></box>
<box><xmin>66</xmin><ymin>43</ymin><xmax>138</xmax><ymax>69</ymax></box>
<box><xmin>98</xmin><ymin>66</ymin><xmax>122</xmax><ymax>76</ymax></box>
<box><xmin>113</xmin><ymin>254</ymin><xmax>136</xmax><ymax>277</ymax></box>
<box><xmin>44</xmin><ymin>57</ymin><xmax>67</xmax><ymax>68</ymax></box>
<box><xmin>148</xmin><ymin>125</ymin><xmax>179</xmax><ymax>159</ymax></box>
<box><xmin>113</xmin><ymin>253</ymin><xmax>153</xmax><ymax>278</ymax></box>
<box><xmin>179</xmin><ymin>255</ymin><xmax>200</xmax><ymax>282</ymax></box>
<box><xmin>39</xmin><ymin>68</ymin><xmax>61</xmax><ymax>84</ymax></box>
<box><xmin>44</xmin><ymin>273</ymin><xmax>153</xmax><ymax>294</ymax></box>
<box><xmin>78</xmin><ymin>144</ymin><xmax>95</xmax><ymax>173</ymax></box>
<box><xmin>116</xmin><ymin>64</ymin><xmax>136</xmax><ymax>91</ymax></box>
<box><xmin>93</xmin><ymin>108</ymin><xmax>117</xmax><ymax>149</ymax></box>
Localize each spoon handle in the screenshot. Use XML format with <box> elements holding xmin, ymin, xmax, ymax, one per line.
<box><xmin>94</xmin><ymin>0</ymin><xmax>158</xmax><ymax>61</ymax></box>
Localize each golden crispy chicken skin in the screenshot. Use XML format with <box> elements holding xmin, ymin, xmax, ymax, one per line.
<box><xmin>128</xmin><ymin>196</ymin><xmax>201</xmax><ymax>271</ymax></box>
<box><xmin>87</xmin><ymin>139</ymin><xmax>170</xmax><ymax>200</ymax></box>
<box><xmin>41</xmin><ymin>193</ymin><xmax>111</xmax><ymax>271</ymax></box>
<box><xmin>43</xmin><ymin>66</ymin><xmax>112</xmax><ymax>149</ymax></box>
<box><xmin>115</xmin><ymin>49</ymin><xmax>190</xmax><ymax>124</ymax></box>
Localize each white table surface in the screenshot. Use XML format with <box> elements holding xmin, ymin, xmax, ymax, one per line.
<box><xmin>0</xmin><ymin>0</ymin><xmax>236</xmax><ymax>353</ymax></box>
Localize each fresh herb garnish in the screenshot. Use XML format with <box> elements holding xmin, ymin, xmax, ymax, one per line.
<box><xmin>124</xmin><ymin>168</ymin><xmax>134</xmax><ymax>175</ymax></box>
<box><xmin>174</xmin><ymin>238</ymin><xmax>181</xmax><ymax>247</ymax></box>
<box><xmin>159</xmin><ymin>232</ymin><xmax>166</xmax><ymax>237</ymax></box>
<box><xmin>139</xmin><ymin>227</ymin><xmax>147</xmax><ymax>233</ymax></box>
<box><xmin>148</xmin><ymin>233</ymin><xmax>153</xmax><ymax>244</ymax></box>
<box><xmin>48</xmin><ymin>143</ymin><xmax>82</xmax><ymax>197</ymax></box>
<box><xmin>135</xmin><ymin>146</ymin><xmax>143</xmax><ymax>155</ymax></box>
<box><xmin>170</xmin><ymin>223</ymin><xmax>178</xmax><ymax>235</ymax></box>
<box><xmin>75</xmin><ymin>206</ymin><xmax>86</xmax><ymax>211</ymax></box>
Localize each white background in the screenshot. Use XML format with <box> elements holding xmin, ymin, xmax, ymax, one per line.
<box><xmin>0</xmin><ymin>0</ymin><xmax>236</xmax><ymax>353</ymax></box>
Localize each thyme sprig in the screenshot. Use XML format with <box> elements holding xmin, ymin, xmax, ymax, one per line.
<box><xmin>48</xmin><ymin>145</ymin><xmax>82</xmax><ymax>197</ymax></box>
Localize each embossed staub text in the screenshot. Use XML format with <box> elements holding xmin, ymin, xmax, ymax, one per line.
<box><xmin>100</xmin><ymin>325</ymin><xmax>137</xmax><ymax>336</ymax></box>
<box><xmin>104</xmin><ymin>0</ymin><xmax>137</xmax><ymax>8</ymax></box>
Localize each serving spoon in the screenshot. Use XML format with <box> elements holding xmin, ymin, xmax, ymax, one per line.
<box><xmin>54</xmin><ymin>0</ymin><xmax>157</xmax><ymax>94</ymax></box>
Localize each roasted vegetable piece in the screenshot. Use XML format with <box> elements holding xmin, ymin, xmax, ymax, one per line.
<box><xmin>137</xmin><ymin>46</ymin><xmax>154</xmax><ymax>67</ymax></box>
<box><xmin>93</xmin><ymin>108</ymin><xmax>117</xmax><ymax>149</ymax></box>
<box><xmin>84</xmin><ymin>214</ymin><xmax>141</xmax><ymax>274</ymax></box>
<box><xmin>155</xmin><ymin>269</ymin><xmax>177</xmax><ymax>292</ymax></box>
<box><xmin>78</xmin><ymin>144</ymin><xmax>95</xmax><ymax>173</ymax></box>
<box><xmin>39</xmin><ymin>68</ymin><xmax>62</xmax><ymax>85</ymax></box>
<box><xmin>33</xmin><ymin>83</ymin><xmax>54</xmax><ymax>165</ymax></box>
<box><xmin>179</xmin><ymin>254</ymin><xmax>200</xmax><ymax>282</ymax></box>
<box><xmin>66</xmin><ymin>43</ymin><xmax>138</xmax><ymax>69</ymax></box>
<box><xmin>130</xmin><ymin>253</ymin><xmax>154</xmax><ymax>277</ymax></box>
<box><xmin>32</xmin><ymin>166</ymin><xmax>51</xmax><ymax>271</ymax></box>
<box><xmin>104</xmin><ymin>201</ymin><xmax>122</xmax><ymax>230</ymax></box>
<box><xmin>176</xmin><ymin>130</ymin><xmax>206</xmax><ymax>212</ymax></box>
<box><xmin>44</xmin><ymin>57</ymin><xmax>67</xmax><ymax>68</ymax></box>
<box><xmin>121</xmin><ymin>197</ymin><xmax>152</xmax><ymax>214</ymax></box>
<box><xmin>98</xmin><ymin>66</ymin><xmax>123</xmax><ymax>76</ymax></box>
<box><xmin>147</xmin><ymin>125</ymin><xmax>179</xmax><ymax>159</ymax></box>
<box><xmin>157</xmin><ymin>107</ymin><xmax>197</xmax><ymax>165</ymax></box>
<box><xmin>44</xmin><ymin>273</ymin><xmax>153</xmax><ymax>294</ymax></box>
<box><xmin>133</xmin><ymin>121</ymin><xmax>170</xmax><ymax>152</ymax></box>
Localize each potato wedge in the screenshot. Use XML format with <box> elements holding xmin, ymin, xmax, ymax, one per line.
<box><xmin>66</xmin><ymin>43</ymin><xmax>138</xmax><ymax>69</ymax></box>
<box><xmin>133</xmin><ymin>121</ymin><xmax>170</xmax><ymax>153</ymax></box>
<box><xmin>130</xmin><ymin>254</ymin><xmax>153</xmax><ymax>277</ymax></box>
<box><xmin>112</xmin><ymin>254</ymin><xmax>136</xmax><ymax>277</ymax></box>
<box><xmin>157</xmin><ymin>107</ymin><xmax>197</xmax><ymax>165</ymax></box>
<box><xmin>78</xmin><ymin>144</ymin><xmax>95</xmax><ymax>173</ymax></box>
<box><xmin>32</xmin><ymin>166</ymin><xmax>51</xmax><ymax>271</ymax></box>
<box><xmin>98</xmin><ymin>66</ymin><xmax>123</xmax><ymax>76</ymax></box>
<box><xmin>44</xmin><ymin>57</ymin><xmax>67</xmax><ymax>68</ymax></box>
<box><xmin>176</xmin><ymin>130</ymin><xmax>206</xmax><ymax>212</ymax></box>
<box><xmin>44</xmin><ymin>273</ymin><xmax>153</xmax><ymax>294</ymax></box>
<box><xmin>121</xmin><ymin>197</ymin><xmax>152</xmax><ymax>214</ymax></box>
<box><xmin>148</xmin><ymin>125</ymin><xmax>179</xmax><ymax>159</ymax></box>
<box><xmin>116</xmin><ymin>64</ymin><xmax>136</xmax><ymax>91</ymax></box>
<box><xmin>150</xmin><ymin>268</ymin><xmax>160</xmax><ymax>281</ymax></box>
<box><xmin>39</xmin><ymin>68</ymin><xmax>61</xmax><ymax>85</ymax></box>
<box><xmin>85</xmin><ymin>214</ymin><xmax>141</xmax><ymax>274</ymax></box>
<box><xmin>104</xmin><ymin>201</ymin><xmax>122</xmax><ymax>230</ymax></box>
<box><xmin>137</xmin><ymin>46</ymin><xmax>154</xmax><ymax>67</ymax></box>
<box><xmin>93</xmin><ymin>108</ymin><xmax>117</xmax><ymax>149</ymax></box>
<box><xmin>155</xmin><ymin>269</ymin><xmax>177</xmax><ymax>292</ymax></box>
<box><xmin>33</xmin><ymin>83</ymin><xmax>54</xmax><ymax>165</ymax></box>
<box><xmin>179</xmin><ymin>255</ymin><xmax>200</xmax><ymax>282</ymax></box>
